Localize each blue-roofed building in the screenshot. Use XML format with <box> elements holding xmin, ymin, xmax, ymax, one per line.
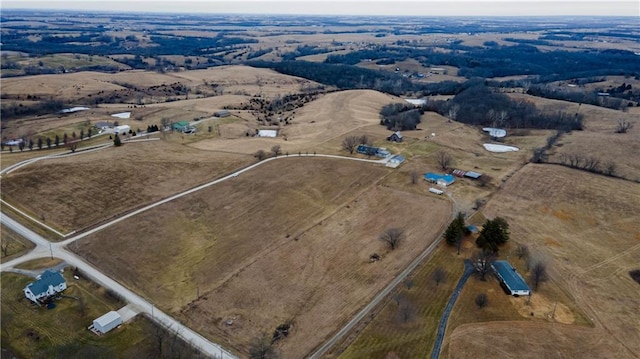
<box><xmin>424</xmin><ymin>173</ymin><xmax>456</xmax><ymax>187</ymax></box>
<box><xmin>24</xmin><ymin>270</ymin><xmax>67</xmax><ymax>305</ymax></box>
<box><xmin>492</xmin><ymin>260</ymin><xmax>531</xmax><ymax>296</ymax></box>
<box><xmin>356</xmin><ymin>145</ymin><xmax>379</xmax><ymax>156</ymax></box>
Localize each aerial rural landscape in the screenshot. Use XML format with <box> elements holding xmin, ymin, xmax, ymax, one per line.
<box><xmin>1</xmin><ymin>2</ymin><xmax>639</xmax><ymax>358</ymax></box>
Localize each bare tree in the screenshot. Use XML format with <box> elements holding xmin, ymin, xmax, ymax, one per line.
<box><xmin>410</xmin><ymin>170</ymin><xmax>419</xmax><ymax>184</ymax></box>
<box><xmin>380</xmin><ymin>228</ymin><xmax>405</xmax><ymax>250</ymax></box>
<box><xmin>342</xmin><ymin>135</ymin><xmax>360</xmax><ymax>154</ymax></box>
<box><xmin>1</xmin><ymin>241</ymin><xmax>9</xmax><ymax>257</ymax></box>
<box><xmin>471</xmin><ymin>249</ymin><xmax>496</xmax><ymax>281</ymax></box>
<box><xmin>603</xmin><ymin>161</ymin><xmax>616</xmax><ymax>176</ymax></box>
<box><xmin>271</xmin><ymin>145</ymin><xmax>281</xmax><ymax>157</ymax></box>
<box><xmin>359</xmin><ymin>134</ymin><xmax>371</xmax><ymax>146</ymax></box>
<box><xmin>435</xmin><ymin>150</ymin><xmax>452</xmax><ymax>170</ymax></box>
<box><xmin>254</xmin><ymin>149</ymin><xmax>268</xmax><ymax>161</ymax></box>
<box><xmin>161</xmin><ymin>117</ymin><xmax>172</xmax><ymax>132</ymax></box>
<box><xmin>249</xmin><ymin>333</ymin><xmax>279</xmax><ymax>359</ymax></box>
<box><xmin>615</xmin><ymin>119</ymin><xmax>634</xmax><ymax>133</ymax></box>
<box><xmin>67</xmin><ymin>141</ymin><xmax>79</xmax><ymax>153</ymax></box>
<box><xmin>447</xmin><ymin>104</ymin><xmax>460</xmax><ymax>121</ymax></box>
<box><xmin>531</xmin><ymin>261</ymin><xmax>548</xmax><ymax>290</ymax></box>
<box><xmin>583</xmin><ymin>156</ymin><xmax>600</xmax><ymax>172</ymax></box>
<box><xmin>433</xmin><ymin>267</ymin><xmax>446</xmax><ymax>286</ymax></box>
<box><xmin>475</xmin><ymin>293</ymin><xmax>488</xmax><ymax>309</ymax></box>
<box><xmin>395</xmin><ymin>297</ymin><xmax>417</xmax><ymax>324</ymax></box>
<box><xmin>514</xmin><ymin>243</ymin><xmax>529</xmax><ymax>260</ymax></box>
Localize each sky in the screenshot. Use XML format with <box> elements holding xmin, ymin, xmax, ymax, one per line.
<box><xmin>2</xmin><ymin>0</ymin><xmax>639</xmax><ymax>17</ymax></box>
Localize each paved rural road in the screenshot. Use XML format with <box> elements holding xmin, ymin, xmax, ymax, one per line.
<box><xmin>0</xmin><ymin>214</ymin><xmax>236</xmax><ymax>359</ymax></box>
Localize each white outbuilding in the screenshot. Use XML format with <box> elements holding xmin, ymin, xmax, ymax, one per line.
<box><xmin>91</xmin><ymin>311</ymin><xmax>122</xmax><ymax>335</ymax></box>
<box><xmin>113</xmin><ymin>125</ymin><xmax>131</xmax><ymax>135</ymax></box>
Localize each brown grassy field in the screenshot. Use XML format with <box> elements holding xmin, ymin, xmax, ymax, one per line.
<box><xmin>72</xmin><ymin>157</ymin><xmax>452</xmax><ymax>357</ymax></box>
<box><xmin>507</xmin><ymin>93</ymin><xmax>640</xmax><ymax>181</ymax></box>
<box><xmin>189</xmin><ymin>89</ymin><xmax>404</xmax><ymax>155</ymax></box>
<box><xmin>1</xmin><ymin>140</ymin><xmax>252</xmax><ymax>232</ymax></box>
<box><xmin>444</xmin><ymin>164</ymin><xmax>640</xmax><ymax>359</ymax></box>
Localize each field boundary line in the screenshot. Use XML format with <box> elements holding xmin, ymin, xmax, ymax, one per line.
<box><xmin>0</xmin><ymin>199</ymin><xmax>72</xmax><ymax>237</ymax></box>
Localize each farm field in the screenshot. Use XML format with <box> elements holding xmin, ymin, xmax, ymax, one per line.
<box><xmin>0</xmin><ymin>272</ymin><xmax>201</xmax><ymax>358</ymax></box>
<box><xmin>334</xmin><ymin>243</ymin><xmax>466</xmax><ymax>359</ymax></box>
<box><xmin>0</xmin><ymin>140</ymin><xmax>252</xmax><ymax>232</ymax></box>
<box><xmin>445</xmin><ymin>164</ymin><xmax>640</xmax><ymax>358</ymax></box>
<box><xmin>507</xmin><ymin>93</ymin><xmax>640</xmax><ymax>181</ymax></box>
<box><xmin>72</xmin><ymin>157</ymin><xmax>452</xmax><ymax>357</ymax></box>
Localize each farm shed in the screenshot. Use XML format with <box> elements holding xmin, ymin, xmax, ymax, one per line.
<box><xmin>113</xmin><ymin>125</ymin><xmax>131</xmax><ymax>135</ymax></box>
<box><xmin>257</xmin><ymin>130</ymin><xmax>278</xmax><ymax>137</ymax></box>
<box><xmin>214</xmin><ymin>110</ymin><xmax>231</xmax><ymax>117</ymax></box>
<box><xmin>356</xmin><ymin>145</ymin><xmax>380</xmax><ymax>156</ymax></box>
<box><xmin>492</xmin><ymin>260</ymin><xmax>531</xmax><ymax>296</ymax></box>
<box><xmin>172</xmin><ymin>121</ymin><xmax>190</xmax><ymax>132</ymax></box>
<box><xmin>429</xmin><ymin>187</ymin><xmax>444</xmax><ymax>195</ymax></box>
<box><xmin>424</xmin><ymin>173</ymin><xmax>456</xmax><ymax>187</ymax></box>
<box><xmin>464</xmin><ymin>171</ymin><xmax>482</xmax><ymax>179</ymax></box>
<box><xmin>24</xmin><ymin>270</ymin><xmax>67</xmax><ymax>304</ymax></box>
<box><xmin>386</xmin><ymin>131</ymin><xmax>403</xmax><ymax>143</ymax></box>
<box><xmin>386</xmin><ymin>155</ymin><xmax>405</xmax><ymax>168</ymax></box>
<box><xmin>90</xmin><ymin>311</ymin><xmax>122</xmax><ymax>335</ymax></box>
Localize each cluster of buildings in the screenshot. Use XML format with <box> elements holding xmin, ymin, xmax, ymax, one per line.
<box><xmin>23</xmin><ymin>270</ymin><xmax>123</xmax><ymax>335</ymax></box>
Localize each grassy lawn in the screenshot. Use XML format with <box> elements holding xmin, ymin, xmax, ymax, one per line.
<box><xmin>0</xmin><ymin>225</ymin><xmax>35</xmax><ymax>263</ymax></box>
<box><xmin>335</xmin><ymin>243</ymin><xmax>465</xmax><ymax>358</ymax></box>
<box><xmin>0</xmin><ymin>272</ymin><xmax>202</xmax><ymax>358</ymax></box>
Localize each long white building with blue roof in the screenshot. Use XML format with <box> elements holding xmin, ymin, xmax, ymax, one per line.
<box><xmin>492</xmin><ymin>260</ymin><xmax>531</xmax><ymax>296</ymax></box>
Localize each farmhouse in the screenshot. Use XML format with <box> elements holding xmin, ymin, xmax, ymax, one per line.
<box><xmin>24</xmin><ymin>270</ymin><xmax>67</xmax><ymax>305</ymax></box>
<box><xmin>492</xmin><ymin>260</ymin><xmax>531</xmax><ymax>296</ymax></box>
<box><xmin>172</xmin><ymin>121</ymin><xmax>190</xmax><ymax>132</ymax></box>
<box><xmin>424</xmin><ymin>173</ymin><xmax>456</xmax><ymax>187</ymax></box>
<box><xmin>386</xmin><ymin>131</ymin><xmax>403</xmax><ymax>143</ymax></box>
<box><xmin>94</xmin><ymin>121</ymin><xmax>111</xmax><ymax>130</ymax></box>
<box><xmin>89</xmin><ymin>311</ymin><xmax>122</xmax><ymax>335</ymax></box>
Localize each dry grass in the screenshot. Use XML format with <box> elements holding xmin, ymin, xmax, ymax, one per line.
<box><xmin>445</xmin><ymin>164</ymin><xmax>640</xmax><ymax>359</ymax></box>
<box><xmin>189</xmin><ymin>89</ymin><xmax>405</xmax><ymax>155</ymax></box>
<box><xmin>73</xmin><ymin>157</ymin><xmax>452</xmax><ymax>357</ymax></box>
<box><xmin>1</xmin><ymin>140</ymin><xmax>252</xmax><ymax>232</ymax></box>
<box><xmin>0</xmin><ymin>272</ymin><xmax>197</xmax><ymax>358</ymax></box>
<box><xmin>335</xmin><ymin>243</ymin><xmax>466</xmax><ymax>359</ymax></box>
<box><xmin>0</xmin><ymin>225</ymin><xmax>35</xmax><ymax>263</ymax></box>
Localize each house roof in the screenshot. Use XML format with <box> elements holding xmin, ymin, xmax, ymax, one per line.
<box><xmin>94</xmin><ymin>311</ymin><xmax>121</xmax><ymax>327</ymax></box>
<box><xmin>464</xmin><ymin>171</ymin><xmax>482</xmax><ymax>179</ymax></box>
<box><xmin>27</xmin><ymin>270</ymin><xmax>65</xmax><ymax>295</ymax></box>
<box><xmin>492</xmin><ymin>260</ymin><xmax>531</xmax><ymax>293</ymax></box>
<box><xmin>173</xmin><ymin>121</ymin><xmax>190</xmax><ymax>128</ymax></box>
<box><xmin>394</xmin><ymin>131</ymin><xmax>403</xmax><ymax>138</ymax></box>
<box><xmin>424</xmin><ymin>173</ymin><xmax>455</xmax><ymax>184</ymax></box>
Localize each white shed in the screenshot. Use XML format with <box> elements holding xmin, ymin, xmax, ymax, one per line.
<box><xmin>257</xmin><ymin>130</ymin><xmax>277</xmax><ymax>138</ymax></box>
<box><xmin>92</xmin><ymin>311</ymin><xmax>122</xmax><ymax>334</ymax></box>
<box><xmin>113</xmin><ymin>125</ymin><xmax>131</xmax><ymax>135</ymax></box>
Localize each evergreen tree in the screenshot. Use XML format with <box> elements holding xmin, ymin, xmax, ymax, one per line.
<box><xmin>476</xmin><ymin>217</ymin><xmax>510</xmax><ymax>252</ymax></box>
<box><xmin>113</xmin><ymin>133</ymin><xmax>122</xmax><ymax>147</ymax></box>
<box><xmin>444</xmin><ymin>212</ymin><xmax>467</xmax><ymax>254</ymax></box>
